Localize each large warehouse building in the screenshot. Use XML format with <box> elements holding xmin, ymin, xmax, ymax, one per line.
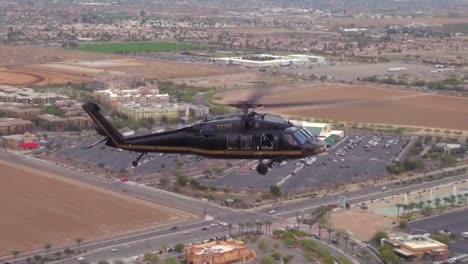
<box><xmin>212</xmin><ymin>54</ymin><xmax>326</xmax><ymax>68</ymax></box>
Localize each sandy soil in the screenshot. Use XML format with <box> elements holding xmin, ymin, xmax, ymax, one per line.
<box><xmin>217</xmin><ymin>83</ymin><xmax>468</xmax><ymax>131</ymax></box>
<box><xmin>0</xmin><ymin>45</ymin><xmax>241</xmax><ymax>85</ymax></box>
<box><xmin>0</xmin><ymin>160</ymin><xmax>192</xmax><ymax>256</ymax></box>
<box><xmin>327</xmin><ymin>17</ymin><xmax>468</xmax><ymax>26</ymax></box>
<box><xmin>331</xmin><ymin>210</ymin><xmax>396</xmax><ymax>241</ymax></box>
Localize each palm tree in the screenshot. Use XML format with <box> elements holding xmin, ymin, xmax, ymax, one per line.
<box><xmin>238</xmin><ymin>223</ymin><xmax>244</xmax><ymax>235</ymax></box>
<box><xmin>418</xmin><ymin>201</ymin><xmax>425</xmax><ymax>212</ymax></box>
<box><xmin>361</xmin><ymin>250</ymin><xmax>369</xmax><ymax>264</ymax></box>
<box><xmin>350</xmin><ymin>241</ymin><xmax>357</xmax><ymax>256</ymax></box>
<box><xmin>426</xmin><ymin>200</ymin><xmax>432</xmax><ymax>208</ymax></box>
<box><xmin>464</xmin><ymin>193</ymin><xmax>468</xmax><ymax>204</ymax></box>
<box><xmin>457</xmin><ymin>194</ymin><xmax>463</xmax><ymax>206</ymax></box>
<box><xmin>44</xmin><ymin>243</ymin><xmax>52</xmax><ymax>260</ymax></box>
<box><xmin>12</xmin><ymin>250</ymin><xmax>20</xmax><ymax>264</ymax></box>
<box><xmin>326</xmin><ymin>227</ymin><xmax>334</xmax><ymax>243</ymax></box>
<box><xmin>395</xmin><ymin>203</ymin><xmax>403</xmax><ymax>217</ymax></box>
<box><xmin>265</xmin><ymin>220</ymin><xmax>272</xmax><ymax>235</ymax></box>
<box><xmin>75</xmin><ymin>238</ymin><xmax>83</xmax><ymax>254</ymax></box>
<box><xmin>228</xmin><ymin>223</ymin><xmax>233</xmax><ymax>237</ymax></box>
<box><xmin>343</xmin><ymin>235</ymin><xmax>350</xmax><ymax>253</ymax></box>
<box><xmin>435</xmin><ymin>197</ymin><xmax>441</xmax><ymax>207</ymax></box>
<box><xmin>450</xmin><ymin>195</ymin><xmax>456</xmax><ymax>207</ymax></box>
<box><xmin>443</xmin><ymin>197</ymin><xmax>450</xmax><ymax>207</ymax></box>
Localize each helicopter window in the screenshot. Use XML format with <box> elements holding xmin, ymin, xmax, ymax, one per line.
<box><xmin>283</xmin><ymin>134</ymin><xmax>298</xmax><ymax>146</ymax></box>
<box><xmin>261</xmin><ymin>134</ymin><xmax>274</xmax><ymax>149</ymax></box>
<box><xmin>300</xmin><ymin>128</ymin><xmax>314</xmax><ymax>139</ymax></box>
<box><xmin>227</xmin><ymin>135</ymin><xmax>239</xmax><ymax>149</ymax></box>
<box><xmin>240</xmin><ymin>135</ymin><xmax>253</xmax><ymax>150</ymax></box>
<box><xmin>293</xmin><ymin>130</ymin><xmax>308</xmax><ymax>145</ymax></box>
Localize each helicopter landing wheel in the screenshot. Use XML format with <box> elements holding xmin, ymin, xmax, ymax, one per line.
<box><xmin>256</xmin><ymin>163</ymin><xmax>269</xmax><ymax>175</ymax></box>
<box><xmin>132</xmin><ymin>152</ymin><xmax>146</xmax><ymax>167</ymax></box>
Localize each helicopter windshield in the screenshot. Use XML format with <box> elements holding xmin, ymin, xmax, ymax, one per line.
<box><xmin>299</xmin><ymin>127</ymin><xmax>314</xmax><ymax>139</ymax></box>
<box><xmin>293</xmin><ymin>130</ymin><xmax>308</xmax><ymax>145</ymax></box>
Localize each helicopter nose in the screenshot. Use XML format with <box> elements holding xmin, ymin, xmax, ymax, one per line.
<box><xmin>311</xmin><ymin>140</ymin><xmax>327</xmax><ymax>154</ymax></box>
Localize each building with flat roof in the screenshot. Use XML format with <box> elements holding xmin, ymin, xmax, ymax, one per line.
<box><xmin>212</xmin><ymin>54</ymin><xmax>325</xmax><ymax>68</ymax></box>
<box><xmin>383</xmin><ymin>235</ymin><xmax>450</xmax><ymax>262</ymax></box>
<box><xmin>292</xmin><ymin>120</ymin><xmax>344</xmax><ymax>146</ymax></box>
<box><xmin>185</xmin><ymin>239</ymin><xmax>256</xmax><ymax>264</ymax></box>
<box><xmin>1</xmin><ymin>132</ymin><xmax>38</xmax><ymax>150</ymax></box>
<box><xmin>0</xmin><ymin>104</ymin><xmax>43</xmax><ymax>120</ymax></box>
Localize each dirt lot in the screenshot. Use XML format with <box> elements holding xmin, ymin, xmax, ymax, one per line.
<box><xmin>0</xmin><ymin>160</ymin><xmax>192</xmax><ymax>256</ymax></box>
<box><xmin>327</xmin><ymin>17</ymin><xmax>468</xmax><ymax>26</ymax></box>
<box><xmin>217</xmin><ymin>83</ymin><xmax>468</xmax><ymax>131</ymax></box>
<box><xmin>0</xmin><ymin>45</ymin><xmax>240</xmax><ymax>86</ymax></box>
<box><xmin>331</xmin><ymin>209</ymin><xmax>396</xmax><ymax>241</ymax></box>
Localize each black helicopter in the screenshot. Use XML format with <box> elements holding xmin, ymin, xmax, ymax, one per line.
<box><xmin>82</xmin><ymin>95</ymin><xmax>334</xmax><ymax>175</ymax></box>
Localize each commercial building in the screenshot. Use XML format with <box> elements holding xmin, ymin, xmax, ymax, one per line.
<box><xmin>212</xmin><ymin>54</ymin><xmax>326</xmax><ymax>68</ymax></box>
<box><xmin>185</xmin><ymin>239</ymin><xmax>256</xmax><ymax>264</ymax></box>
<box><xmin>1</xmin><ymin>132</ymin><xmax>38</xmax><ymax>150</ymax></box>
<box><xmin>292</xmin><ymin>121</ymin><xmax>344</xmax><ymax>146</ymax></box>
<box><xmin>0</xmin><ymin>118</ymin><xmax>34</xmax><ymax>136</ymax></box>
<box><xmin>382</xmin><ymin>235</ymin><xmax>450</xmax><ymax>262</ymax></box>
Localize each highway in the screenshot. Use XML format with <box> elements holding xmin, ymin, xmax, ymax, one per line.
<box><xmin>2</xmin><ymin>151</ymin><xmax>468</xmax><ymax>264</ymax></box>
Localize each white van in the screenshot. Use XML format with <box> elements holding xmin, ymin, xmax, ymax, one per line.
<box><xmin>461</xmin><ymin>232</ymin><xmax>468</xmax><ymax>239</ymax></box>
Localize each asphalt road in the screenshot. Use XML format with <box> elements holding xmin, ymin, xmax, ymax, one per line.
<box><xmin>2</xmin><ymin>150</ymin><xmax>468</xmax><ymax>264</ymax></box>
<box><xmin>406</xmin><ymin>208</ymin><xmax>468</xmax><ymax>255</ymax></box>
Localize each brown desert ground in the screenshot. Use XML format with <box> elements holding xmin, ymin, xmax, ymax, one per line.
<box><xmin>0</xmin><ymin>46</ymin><xmax>240</xmax><ymax>86</ymax></box>
<box><xmin>217</xmin><ymin>83</ymin><xmax>468</xmax><ymax>131</ymax></box>
<box><xmin>331</xmin><ymin>209</ymin><xmax>396</xmax><ymax>241</ymax></box>
<box><xmin>0</xmin><ymin>160</ymin><xmax>192</xmax><ymax>256</ymax></box>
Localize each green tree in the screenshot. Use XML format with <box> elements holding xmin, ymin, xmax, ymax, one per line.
<box><xmin>270</xmin><ymin>185</ymin><xmax>282</xmax><ymax>197</ymax></box>
<box><xmin>174</xmin><ymin>243</ymin><xmax>185</xmax><ymax>252</ymax></box>
<box><xmin>372</xmin><ymin>231</ymin><xmax>388</xmax><ymax>245</ymax></box>
<box><xmin>143</xmin><ymin>253</ymin><xmax>159</xmax><ymax>264</ymax></box>
<box><xmin>260</xmin><ymin>255</ymin><xmax>275</xmax><ymax>264</ymax></box>
<box><xmin>399</xmin><ymin>219</ymin><xmax>408</xmax><ymax>228</ymax></box>
<box><xmin>430</xmin><ymin>234</ymin><xmax>449</xmax><ymax>245</ymax></box>
<box><xmin>283</xmin><ymin>255</ymin><xmax>294</xmax><ymax>264</ymax></box>
<box><xmin>165</xmin><ymin>257</ymin><xmax>180</xmax><ymax>264</ymax></box>
<box><xmin>258</xmin><ymin>239</ymin><xmax>270</xmax><ymax>253</ymax></box>
<box><xmin>271</xmin><ymin>252</ymin><xmax>282</xmax><ymax>260</ymax></box>
<box><xmin>379</xmin><ymin>245</ymin><xmax>400</xmax><ymax>264</ymax></box>
<box><xmin>44</xmin><ymin>243</ymin><xmax>52</xmax><ymax>260</ymax></box>
<box><xmin>176</xmin><ymin>174</ymin><xmax>189</xmax><ymax>187</ymax></box>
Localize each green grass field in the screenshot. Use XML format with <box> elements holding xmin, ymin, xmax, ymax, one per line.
<box><xmin>76</xmin><ymin>41</ymin><xmax>201</xmax><ymax>54</ymax></box>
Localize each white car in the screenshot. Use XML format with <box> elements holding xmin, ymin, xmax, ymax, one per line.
<box><xmin>110</xmin><ymin>248</ymin><xmax>118</xmax><ymax>252</ymax></box>
<box><xmin>77</xmin><ymin>256</ymin><xmax>86</xmax><ymax>261</ymax></box>
<box><xmin>210</xmin><ymin>223</ymin><xmax>218</xmax><ymax>227</ymax></box>
<box><xmin>219</xmin><ymin>222</ymin><xmax>228</xmax><ymax>226</ymax></box>
<box><xmin>269</xmin><ymin>210</ymin><xmax>277</xmax><ymax>214</ymax></box>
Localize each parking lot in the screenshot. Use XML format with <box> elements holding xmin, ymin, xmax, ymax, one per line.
<box><xmin>54</xmin><ymin>136</ymin><xmax>228</xmax><ymax>178</ymax></box>
<box><xmin>201</xmin><ymin>134</ymin><xmax>408</xmax><ymax>193</ymax></box>
<box><xmin>406</xmin><ymin>208</ymin><xmax>468</xmax><ymax>255</ymax></box>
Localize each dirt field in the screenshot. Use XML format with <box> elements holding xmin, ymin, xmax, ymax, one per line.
<box><xmin>327</xmin><ymin>17</ymin><xmax>468</xmax><ymax>26</ymax></box>
<box><xmin>0</xmin><ymin>46</ymin><xmax>240</xmax><ymax>86</ymax></box>
<box><xmin>217</xmin><ymin>83</ymin><xmax>468</xmax><ymax>131</ymax></box>
<box><xmin>0</xmin><ymin>160</ymin><xmax>192</xmax><ymax>256</ymax></box>
<box><xmin>331</xmin><ymin>209</ymin><xmax>396</xmax><ymax>241</ymax></box>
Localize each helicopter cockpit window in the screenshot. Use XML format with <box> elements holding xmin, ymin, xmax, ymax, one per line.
<box><xmin>261</xmin><ymin>134</ymin><xmax>274</xmax><ymax>149</ymax></box>
<box><xmin>283</xmin><ymin>134</ymin><xmax>298</xmax><ymax>146</ymax></box>
<box><xmin>293</xmin><ymin>130</ymin><xmax>308</xmax><ymax>145</ymax></box>
<box><xmin>227</xmin><ymin>135</ymin><xmax>239</xmax><ymax>149</ymax></box>
<box><xmin>240</xmin><ymin>135</ymin><xmax>253</xmax><ymax>150</ymax></box>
